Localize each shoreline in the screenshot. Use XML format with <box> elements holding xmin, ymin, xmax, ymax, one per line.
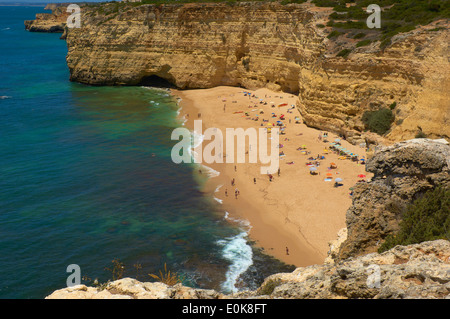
<box><xmin>170</xmin><ymin>86</ymin><xmax>370</xmax><ymax>267</ymax></box>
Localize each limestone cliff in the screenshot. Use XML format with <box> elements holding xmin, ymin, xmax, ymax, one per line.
<box><xmin>24</xmin><ymin>4</ymin><xmax>70</xmax><ymax>33</ymax></box>
<box><xmin>25</xmin><ymin>2</ymin><xmax>449</xmax><ymax>142</ymax></box>
<box><xmin>46</xmin><ymin>239</ymin><xmax>450</xmax><ymax>299</ymax></box>
<box><xmin>336</xmin><ymin>138</ymin><xmax>450</xmax><ymax>260</ymax></box>
<box><xmin>300</xmin><ymin>20</ymin><xmax>450</xmax><ymax>144</ymax></box>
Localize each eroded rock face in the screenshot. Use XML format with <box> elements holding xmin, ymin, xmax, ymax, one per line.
<box><xmin>255</xmin><ymin>239</ymin><xmax>450</xmax><ymax>299</ymax></box>
<box><xmin>299</xmin><ymin>22</ymin><xmax>450</xmax><ymax>143</ymax></box>
<box><xmin>336</xmin><ymin>139</ymin><xmax>450</xmax><ymax>260</ymax></box>
<box><xmin>24</xmin><ymin>4</ymin><xmax>69</xmax><ymax>33</ymax></box>
<box><xmin>64</xmin><ymin>2</ymin><xmax>323</xmax><ymax>93</ymax></box>
<box><xmin>45</xmin><ymin>240</ymin><xmax>450</xmax><ymax>299</ymax></box>
<box><xmin>25</xmin><ymin>2</ymin><xmax>449</xmax><ymax>142</ymax></box>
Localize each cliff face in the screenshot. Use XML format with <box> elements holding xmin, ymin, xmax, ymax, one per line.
<box><xmin>300</xmin><ymin>21</ymin><xmax>450</xmax><ymax>144</ymax></box>
<box><xmin>26</xmin><ymin>2</ymin><xmax>449</xmax><ymax>142</ymax></box>
<box><xmin>24</xmin><ymin>4</ymin><xmax>69</xmax><ymax>33</ymax></box>
<box><xmin>337</xmin><ymin>138</ymin><xmax>450</xmax><ymax>260</ymax></box>
<box><xmin>64</xmin><ymin>2</ymin><xmax>323</xmax><ymax>94</ymax></box>
<box><xmin>46</xmin><ymin>239</ymin><xmax>450</xmax><ymax>299</ymax></box>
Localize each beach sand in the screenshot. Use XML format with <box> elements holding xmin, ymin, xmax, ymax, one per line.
<box><xmin>172</xmin><ymin>86</ymin><xmax>370</xmax><ymax>267</ymax></box>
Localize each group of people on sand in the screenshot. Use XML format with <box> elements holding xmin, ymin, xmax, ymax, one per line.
<box><xmin>224</xmin><ymin>186</ymin><xmax>240</xmax><ymax>199</ymax></box>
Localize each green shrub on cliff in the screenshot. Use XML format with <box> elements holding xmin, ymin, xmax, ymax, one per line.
<box><xmin>312</xmin><ymin>0</ymin><xmax>450</xmax><ymax>51</ymax></box>
<box><xmin>336</xmin><ymin>48</ymin><xmax>351</xmax><ymax>58</ymax></box>
<box><xmin>356</xmin><ymin>39</ymin><xmax>371</xmax><ymax>47</ymax></box>
<box><xmin>361</xmin><ymin>108</ymin><xmax>394</xmax><ymax>135</ymax></box>
<box><xmin>379</xmin><ymin>186</ymin><xmax>450</xmax><ymax>253</ymax></box>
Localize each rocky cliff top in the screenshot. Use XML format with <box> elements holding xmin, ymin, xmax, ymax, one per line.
<box><xmin>46</xmin><ymin>239</ymin><xmax>450</xmax><ymax>299</ymax></box>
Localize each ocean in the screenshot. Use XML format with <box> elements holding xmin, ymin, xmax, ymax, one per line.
<box><xmin>0</xmin><ymin>5</ymin><xmax>294</xmax><ymax>299</ymax></box>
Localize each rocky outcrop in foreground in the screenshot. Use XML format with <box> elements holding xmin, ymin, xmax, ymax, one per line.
<box><xmin>46</xmin><ymin>240</ymin><xmax>450</xmax><ymax>299</ymax></box>
<box><xmin>337</xmin><ymin>138</ymin><xmax>450</xmax><ymax>260</ymax></box>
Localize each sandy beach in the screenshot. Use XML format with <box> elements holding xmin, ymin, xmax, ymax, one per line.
<box><xmin>172</xmin><ymin>86</ymin><xmax>370</xmax><ymax>267</ymax></box>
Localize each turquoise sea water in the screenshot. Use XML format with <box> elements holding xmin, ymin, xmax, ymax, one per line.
<box><xmin>0</xmin><ymin>6</ymin><xmax>294</xmax><ymax>298</ymax></box>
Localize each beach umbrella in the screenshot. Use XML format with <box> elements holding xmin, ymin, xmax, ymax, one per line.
<box><xmin>309</xmin><ymin>166</ymin><xmax>317</xmax><ymax>171</ymax></box>
<box><xmin>358</xmin><ymin>174</ymin><xmax>366</xmax><ymax>178</ymax></box>
<box><xmin>326</xmin><ymin>173</ymin><xmax>333</xmax><ymax>176</ymax></box>
<box><xmin>335</xmin><ymin>178</ymin><xmax>343</xmax><ymax>182</ymax></box>
<box><xmin>334</xmin><ymin>138</ymin><xmax>341</xmax><ymax>142</ymax></box>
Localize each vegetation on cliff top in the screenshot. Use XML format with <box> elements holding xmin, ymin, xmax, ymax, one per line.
<box><xmin>96</xmin><ymin>0</ymin><xmax>307</xmax><ymax>6</ymax></box>
<box><xmin>379</xmin><ymin>186</ymin><xmax>450</xmax><ymax>253</ymax></box>
<box><xmin>313</xmin><ymin>0</ymin><xmax>450</xmax><ymax>54</ymax></box>
<box><xmin>88</xmin><ymin>0</ymin><xmax>448</xmax><ymax>54</ymax></box>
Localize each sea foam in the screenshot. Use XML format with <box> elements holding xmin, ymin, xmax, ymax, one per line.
<box><xmin>217</xmin><ymin>212</ymin><xmax>253</xmax><ymax>293</ymax></box>
<box><xmin>217</xmin><ymin>231</ymin><xmax>253</xmax><ymax>294</ymax></box>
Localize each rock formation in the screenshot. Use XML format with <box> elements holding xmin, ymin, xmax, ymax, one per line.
<box><xmin>24</xmin><ymin>2</ymin><xmax>450</xmax><ymax>142</ymax></box>
<box><xmin>46</xmin><ymin>239</ymin><xmax>450</xmax><ymax>299</ymax></box>
<box><xmin>337</xmin><ymin>138</ymin><xmax>450</xmax><ymax>260</ymax></box>
<box><xmin>24</xmin><ymin>4</ymin><xmax>70</xmax><ymax>33</ymax></box>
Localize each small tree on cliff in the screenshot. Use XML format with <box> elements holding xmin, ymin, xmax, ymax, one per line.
<box><xmin>379</xmin><ymin>186</ymin><xmax>450</xmax><ymax>253</ymax></box>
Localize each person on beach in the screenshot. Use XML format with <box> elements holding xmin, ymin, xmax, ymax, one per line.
<box><xmin>254</xmin><ymin>177</ymin><xmax>256</xmax><ymax>184</ymax></box>
<box><xmin>231</xmin><ymin>178</ymin><xmax>235</xmax><ymax>186</ymax></box>
<box><xmin>225</xmin><ymin>189</ymin><xmax>228</xmax><ymax>197</ymax></box>
<box><xmin>286</xmin><ymin>247</ymin><xmax>289</xmax><ymax>255</ymax></box>
<box><xmin>277</xmin><ymin>168</ymin><xmax>280</xmax><ymax>177</ymax></box>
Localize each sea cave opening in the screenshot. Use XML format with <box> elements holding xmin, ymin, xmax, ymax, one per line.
<box><xmin>138</xmin><ymin>75</ymin><xmax>176</xmax><ymax>88</ymax></box>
